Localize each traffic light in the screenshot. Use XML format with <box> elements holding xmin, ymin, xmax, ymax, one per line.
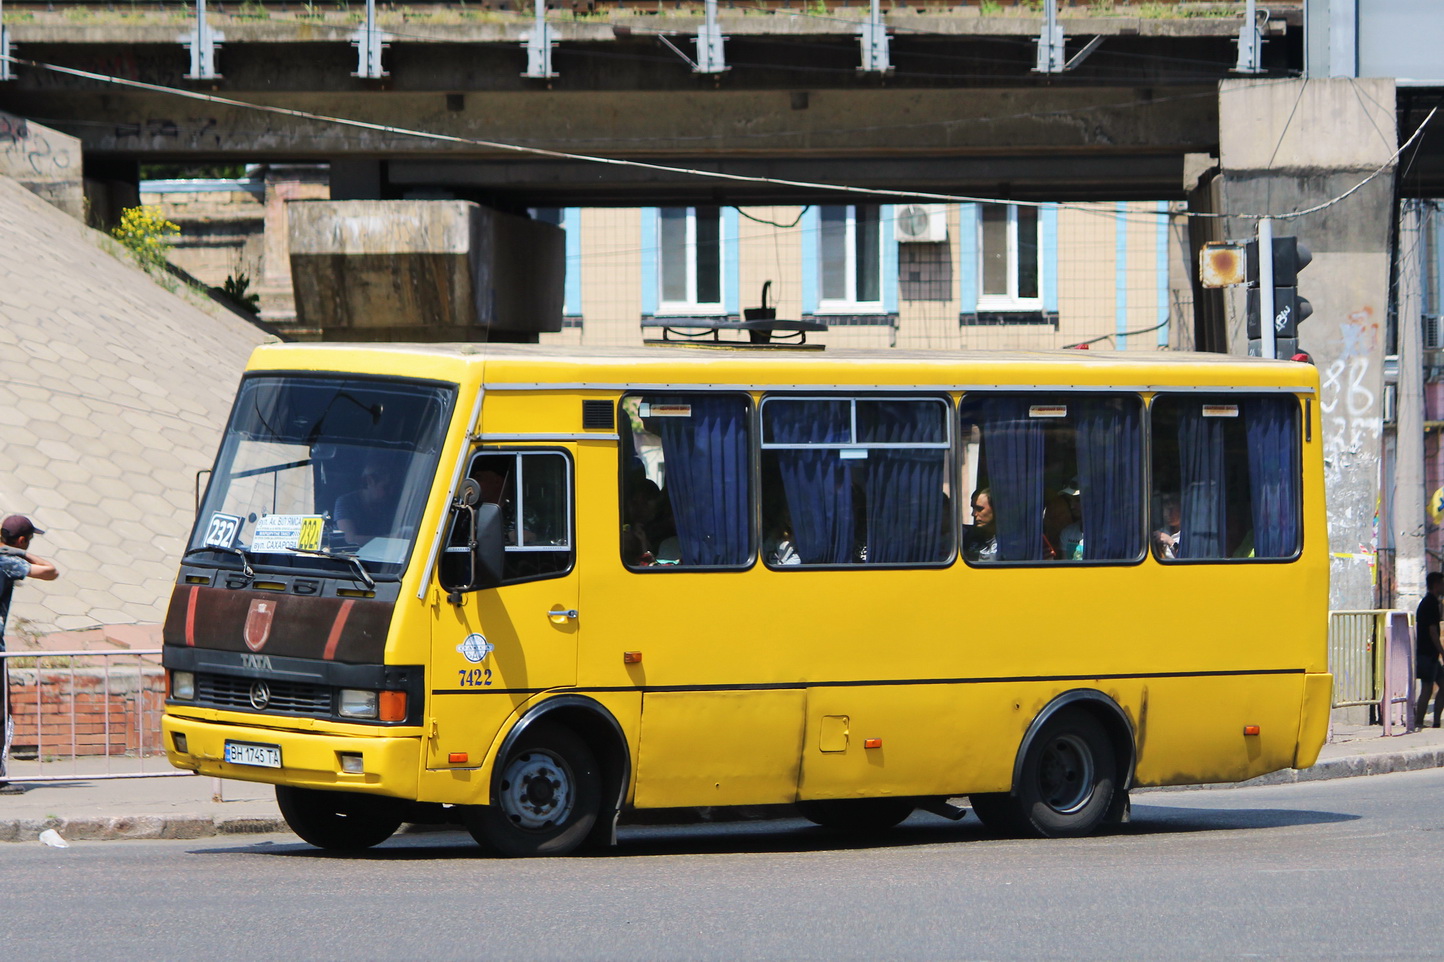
<box><xmin>1246</xmin><ymin>235</ymin><xmax>1312</xmax><ymax>358</ymax></box>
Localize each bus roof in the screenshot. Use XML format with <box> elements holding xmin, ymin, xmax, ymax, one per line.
<box><xmin>246</xmin><ymin>342</ymin><xmax>1320</xmax><ymax>393</ymax></box>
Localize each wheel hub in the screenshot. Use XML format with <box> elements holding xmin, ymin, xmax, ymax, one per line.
<box><xmin>498</xmin><ymin>750</ymin><xmax>574</xmax><ymax>830</ymax></box>
<box><xmin>1038</xmin><ymin>733</ymin><xmax>1095</xmax><ymax>814</ymax></box>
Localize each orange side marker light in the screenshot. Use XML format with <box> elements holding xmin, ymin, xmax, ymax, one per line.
<box><xmin>448</xmin><ymin>752</ymin><xmax>469</xmax><ymax>764</ymax></box>
<box><xmin>864</xmin><ymin>738</ymin><xmax>883</xmax><ymax>749</ymax></box>
<box><xmin>1243</xmin><ymin>725</ymin><xmax>1261</xmax><ymax>736</ymax></box>
<box><xmin>623</xmin><ymin>651</ymin><xmax>643</xmax><ymax>664</ymax></box>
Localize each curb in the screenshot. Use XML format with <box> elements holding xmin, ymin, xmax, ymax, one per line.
<box><xmin>6</xmin><ymin>747</ymin><xmax>1444</xmax><ymax>842</ymax></box>
<box><xmin>0</xmin><ymin>814</ymin><xmax>287</xmax><ymax>843</ymax></box>
<box><xmin>1248</xmin><ymin>746</ymin><xmax>1444</xmax><ymax>786</ymax></box>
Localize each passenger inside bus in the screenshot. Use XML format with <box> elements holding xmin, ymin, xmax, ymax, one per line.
<box><xmin>1152</xmin><ymin>494</ymin><xmax>1182</xmax><ymax>559</ymax></box>
<box><xmin>1056</xmin><ymin>479</ymin><xmax>1084</xmax><ymax>560</ymax></box>
<box><xmin>334</xmin><ymin>452</ymin><xmax>400</xmax><ymax>545</ymax></box>
<box><xmin>963</xmin><ymin>489</ymin><xmax>998</xmax><ymax>562</ymax></box>
<box><xmin>622</xmin><ymin>478</ymin><xmax>663</xmax><ymax>566</ymax></box>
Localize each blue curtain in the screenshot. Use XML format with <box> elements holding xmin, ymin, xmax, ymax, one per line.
<box><xmin>770</xmin><ymin>400</ymin><xmax>855</xmax><ymax>564</ymax></box>
<box><xmin>861</xmin><ymin>401</ymin><xmax>949</xmax><ymax>563</ymax></box>
<box><xmin>654</xmin><ymin>396</ymin><xmax>749</xmax><ymax>565</ymax></box>
<box><xmin>977</xmin><ymin>396</ymin><xmax>1045</xmax><ymax>562</ymax></box>
<box><xmin>1177</xmin><ymin>405</ymin><xmax>1226</xmax><ymax>559</ymax></box>
<box><xmin>1075</xmin><ymin>397</ymin><xmax>1141</xmax><ymax>560</ymax></box>
<box><xmin>1243</xmin><ymin>397</ymin><xmax>1300</xmax><ymax>558</ymax></box>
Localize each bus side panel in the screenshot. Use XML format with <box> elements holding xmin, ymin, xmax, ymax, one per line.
<box><xmin>798</xmin><ymin>684</ymin><xmax>1017</xmax><ymax>800</ymax></box>
<box><xmin>632</xmin><ymin>690</ymin><xmax>805</xmax><ymax>808</ymax></box>
<box><xmin>1132</xmin><ymin>674</ymin><xmax>1306</xmax><ymax>787</ymax></box>
<box><xmin>799</xmin><ymin>680</ymin><xmax>1149</xmax><ymax>800</ymax></box>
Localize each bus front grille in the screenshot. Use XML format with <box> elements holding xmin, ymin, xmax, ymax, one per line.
<box><xmin>195</xmin><ymin>673</ymin><xmax>335</xmax><ymax>717</ymax></box>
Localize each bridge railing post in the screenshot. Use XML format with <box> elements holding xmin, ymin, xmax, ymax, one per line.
<box><xmin>181</xmin><ymin>0</ymin><xmax>224</xmax><ymax>81</ymax></box>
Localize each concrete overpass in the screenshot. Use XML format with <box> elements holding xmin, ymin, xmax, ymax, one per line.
<box><xmin>0</xmin><ymin>4</ymin><xmax>1300</xmax><ymax>206</ymax></box>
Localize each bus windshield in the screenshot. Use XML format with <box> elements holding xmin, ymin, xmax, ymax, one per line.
<box><xmin>188</xmin><ymin>374</ymin><xmax>456</xmax><ymax>580</ymax></box>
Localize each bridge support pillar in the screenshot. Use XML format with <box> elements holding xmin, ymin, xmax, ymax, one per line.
<box><xmin>288</xmin><ymin>199</ymin><xmax>564</xmax><ymax>342</ymax></box>
<box><xmin>1209</xmin><ymin>78</ymin><xmax>1398</xmax><ymax>610</ymax></box>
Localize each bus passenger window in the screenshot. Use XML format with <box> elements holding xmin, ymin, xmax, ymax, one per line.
<box><xmin>759</xmin><ymin>396</ymin><xmax>952</xmax><ymax>566</ymax></box>
<box><xmin>620</xmin><ymin>394</ymin><xmax>751</xmax><ymax>569</ymax></box>
<box><xmin>958</xmin><ymin>393</ymin><xmax>1143</xmax><ymax>565</ymax></box>
<box><xmin>1150</xmin><ymin>395</ymin><xmax>1300</xmax><ymax>562</ymax></box>
<box><xmin>440</xmin><ymin>450</ymin><xmax>573</xmax><ymax>589</ymax></box>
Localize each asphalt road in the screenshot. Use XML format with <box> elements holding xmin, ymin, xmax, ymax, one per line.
<box><xmin>5</xmin><ymin>770</ymin><xmax>1440</xmax><ymax>961</ymax></box>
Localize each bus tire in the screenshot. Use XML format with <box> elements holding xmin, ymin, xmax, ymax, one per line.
<box><xmin>967</xmin><ymin>792</ymin><xmax>1024</xmax><ymax>835</ymax></box>
<box><xmin>275</xmin><ymin>785</ymin><xmax>404</xmax><ymax>850</ymax></box>
<box><xmin>467</xmin><ymin>722</ymin><xmax>601</xmax><ymax>857</ymax></box>
<box><xmin>797</xmin><ymin>798</ymin><xmax>915</xmax><ymax>833</ymax></box>
<box><xmin>1014</xmin><ymin>709</ymin><xmax>1116</xmax><ymax>838</ymax></box>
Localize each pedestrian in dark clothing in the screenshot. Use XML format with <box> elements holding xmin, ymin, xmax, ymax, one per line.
<box><xmin>1415</xmin><ymin>571</ymin><xmax>1444</xmax><ymax>730</ymax></box>
<box><xmin>0</xmin><ymin>514</ymin><xmax>59</xmax><ymax>792</ymax></box>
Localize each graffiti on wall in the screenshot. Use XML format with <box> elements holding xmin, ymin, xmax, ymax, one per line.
<box><xmin>1320</xmin><ymin>307</ymin><xmax>1381</xmax><ymax>457</ymax></box>
<box><xmin>0</xmin><ymin>111</ymin><xmax>80</xmax><ymax>186</ymax></box>
<box><xmin>1320</xmin><ymin>307</ymin><xmax>1384</xmax><ymax>597</ymax></box>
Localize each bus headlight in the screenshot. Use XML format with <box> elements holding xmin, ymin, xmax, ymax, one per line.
<box><xmin>171</xmin><ymin>671</ymin><xmax>196</xmax><ymax>700</ymax></box>
<box><xmin>338</xmin><ymin>688</ymin><xmax>378</xmax><ymax>719</ymax></box>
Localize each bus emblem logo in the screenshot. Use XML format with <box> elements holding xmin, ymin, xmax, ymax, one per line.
<box><xmin>458</xmin><ymin>634</ymin><xmax>493</xmax><ymax>663</ymax></box>
<box><xmin>244</xmin><ymin>599</ymin><xmax>275</xmax><ymax>652</ymax></box>
<box><xmin>249</xmin><ymin>681</ymin><xmax>271</xmax><ymax>710</ymax></box>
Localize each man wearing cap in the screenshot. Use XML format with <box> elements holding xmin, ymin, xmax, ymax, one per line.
<box><xmin>0</xmin><ymin>515</ymin><xmax>59</xmax><ymax>792</ymax></box>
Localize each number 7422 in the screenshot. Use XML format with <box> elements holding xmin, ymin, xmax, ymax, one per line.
<box><xmin>458</xmin><ymin>667</ymin><xmax>492</xmax><ymax>687</ymax></box>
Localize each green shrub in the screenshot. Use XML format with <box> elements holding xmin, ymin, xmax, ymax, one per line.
<box><xmin>110</xmin><ymin>205</ymin><xmax>180</xmax><ymax>272</ymax></box>
<box><xmin>222</xmin><ymin>272</ymin><xmax>262</xmax><ymax>314</ymax></box>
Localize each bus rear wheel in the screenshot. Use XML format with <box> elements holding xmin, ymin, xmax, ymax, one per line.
<box><xmin>797</xmin><ymin>798</ymin><xmax>916</xmax><ymax>833</ymax></box>
<box><xmin>466</xmin><ymin>722</ymin><xmax>601</xmax><ymax>857</ymax></box>
<box><xmin>275</xmin><ymin>786</ymin><xmax>404</xmax><ymax>850</ymax></box>
<box><xmin>971</xmin><ymin>710</ymin><xmax>1117</xmax><ymax>839</ymax></box>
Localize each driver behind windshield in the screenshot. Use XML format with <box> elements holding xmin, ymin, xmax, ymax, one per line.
<box><xmin>334</xmin><ymin>452</ymin><xmax>402</xmax><ymax>545</ymax></box>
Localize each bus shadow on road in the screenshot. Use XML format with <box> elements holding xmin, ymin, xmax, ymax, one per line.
<box><xmin>1121</xmin><ymin>804</ymin><xmax>1360</xmax><ymax>835</ymax></box>
<box><xmin>196</xmin><ymin>805</ymin><xmax>1360</xmax><ymax>860</ymax></box>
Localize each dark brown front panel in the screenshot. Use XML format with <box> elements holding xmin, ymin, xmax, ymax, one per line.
<box><xmin>163</xmin><ymin>585</ymin><xmax>393</xmax><ymax>664</ymax></box>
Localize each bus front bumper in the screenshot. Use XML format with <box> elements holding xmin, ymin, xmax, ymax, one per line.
<box><xmin>162</xmin><ymin>713</ymin><xmax>421</xmax><ymax>798</ymax></box>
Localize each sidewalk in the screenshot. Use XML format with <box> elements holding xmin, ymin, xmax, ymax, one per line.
<box><xmin>5</xmin><ymin>721</ymin><xmax>1444</xmax><ymax>843</ymax></box>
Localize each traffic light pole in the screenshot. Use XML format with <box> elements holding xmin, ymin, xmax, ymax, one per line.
<box><xmin>1257</xmin><ymin>217</ymin><xmax>1276</xmax><ymax>359</ymax></box>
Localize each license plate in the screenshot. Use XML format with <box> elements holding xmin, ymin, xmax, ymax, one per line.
<box><xmin>224</xmin><ymin>741</ymin><xmax>282</xmax><ymax>769</ymax></box>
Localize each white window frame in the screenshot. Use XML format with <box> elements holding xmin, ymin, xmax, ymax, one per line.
<box><xmin>976</xmin><ymin>203</ymin><xmax>1043</xmax><ymax>311</ymax></box>
<box><xmin>817</xmin><ymin>205</ymin><xmax>885</xmax><ymax>314</ymax></box>
<box><xmin>658</xmin><ymin>206</ymin><xmax>725</xmax><ymax>316</ymax></box>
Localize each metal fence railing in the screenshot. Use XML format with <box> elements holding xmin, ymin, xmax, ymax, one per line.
<box><xmin>1</xmin><ymin>647</ymin><xmax>189</xmax><ymax>782</ymax></box>
<box><xmin>1328</xmin><ymin>609</ymin><xmax>1415</xmax><ymax>729</ymax></box>
<box><xmin>1330</xmin><ymin>610</ymin><xmax>1389</xmax><ymax>708</ymax></box>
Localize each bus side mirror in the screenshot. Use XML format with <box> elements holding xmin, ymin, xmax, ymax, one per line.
<box><xmin>472</xmin><ymin>502</ymin><xmax>506</xmax><ymax>590</ymax></box>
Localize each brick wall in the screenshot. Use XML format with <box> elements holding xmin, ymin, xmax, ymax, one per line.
<box><xmin>5</xmin><ymin>666</ymin><xmax>166</xmax><ymax>758</ymax></box>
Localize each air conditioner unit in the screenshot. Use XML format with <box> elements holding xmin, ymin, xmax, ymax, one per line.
<box><xmin>894</xmin><ymin>204</ymin><xmax>948</xmax><ymax>243</ymax></box>
<box><xmin>1425</xmin><ymin>313</ymin><xmax>1443</xmax><ymax>350</ymax></box>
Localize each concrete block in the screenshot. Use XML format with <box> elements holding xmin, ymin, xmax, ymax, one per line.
<box><xmin>288</xmin><ymin>200</ymin><xmax>564</xmax><ymax>340</ymax></box>
<box><xmin>0</xmin><ymin>113</ymin><xmax>85</xmax><ymax>222</ymax></box>
<box><xmin>1219</xmin><ymin>78</ymin><xmax>1397</xmax><ymax>172</ymax></box>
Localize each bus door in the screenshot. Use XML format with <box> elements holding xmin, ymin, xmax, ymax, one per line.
<box><xmin>427</xmin><ymin>448</ymin><xmax>579</xmax><ymax>771</ymax></box>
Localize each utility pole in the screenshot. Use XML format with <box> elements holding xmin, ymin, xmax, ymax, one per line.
<box><xmin>1395</xmin><ymin>200</ymin><xmax>1428</xmax><ymax>609</ymax></box>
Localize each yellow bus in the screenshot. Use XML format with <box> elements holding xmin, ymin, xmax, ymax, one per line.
<box><xmin>162</xmin><ymin>341</ymin><xmax>1331</xmax><ymax>855</ymax></box>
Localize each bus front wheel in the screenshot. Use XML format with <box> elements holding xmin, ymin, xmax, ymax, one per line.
<box><xmin>275</xmin><ymin>785</ymin><xmax>404</xmax><ymax>850</ymax></box>
<box><xmin>971</xmin><ymin>710</ymin><xmax>1117</xmax><ymax>839</ymax></box>
<box><xmin>466</xmin><ymin>722</ymin><xmax>601</xmax><ymax>857</ymax></box>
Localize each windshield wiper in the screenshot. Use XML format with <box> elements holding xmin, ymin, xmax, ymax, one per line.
<box><xmin>184</xmin><ymin>545</ymin><xmax>255</xmax><ymax>580</ymax></box>
<box><xmin>291</xmin><ymin>549</ymin><xmax>376</xmax><ymax>591</ymax></box>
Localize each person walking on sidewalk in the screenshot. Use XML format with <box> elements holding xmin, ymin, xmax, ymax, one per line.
<box><xmin>0</xmin><ymin>514</ymin><xmax>59</xmax><ymax>793</ymax></box>
<box><xmin>1415</xmin><ymin>571</ymin><xmax>1444</xmax><ymax>730</ymax></box>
